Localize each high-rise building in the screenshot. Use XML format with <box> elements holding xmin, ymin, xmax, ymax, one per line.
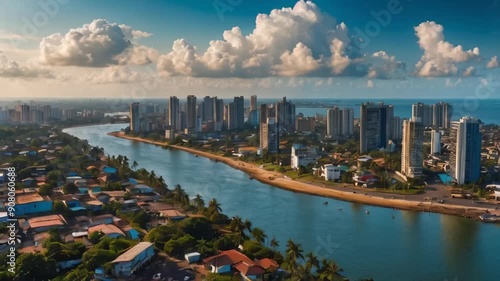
<box><xmin>250</xmin><ymin>95</ymin><xmax>257</xmax><ymax>111</ymax></box>
<box><xmin>168</xmin><ymin>96</ymin><xmax>180</xmax><ymax>131</ymax></box>
<box><xmin>260</xmin><ymin>117</ymin><xmax>279</xmax><ymax>154</ymax></box>
<box><xmin>186</xmin><ymin>95</ymin><xmax>197</xmax><ymax>130</ymax></box>
<box><xmin>450</xmin><ymin>117</ymin><xmax>481</xmax><ymax>185</ymax></box>
<box><xmin>412</xmin><ymin>103</ymin><xmax>432</xmax><ymax>127</ymax></box>
<box><xmin>326</xmin><ymin>107</ymin><xmax>353</xmax><ymax>138</ymax></box>
<box><xmin>391</xmin><ymin>116</ymin><xmax>403</xmax><ymax>141</ymax></box>
<box><xmin>202</xmin><ymin>96</ymin><xmax>214</xmax><ymax>123</ymax></box>
<box><xmin>430</xmin><ymin>130</ymin><xmax>441</xmax><ymax>154</ymax></box>
<box><xmin>275</xmin><ymin>97</ymin><xmax>296</xmax><ymax>132</ymax></box>
<box><xmin>401</xmin><ymin>118</ymin><xmax>424</xmax><ymax>178</ymax></box>
<box><xmin>295</xmin><ymin>117</ymin><xmax>316</xmax><ymax>132</ymax></box>
<box><xmin>228</xmin><ymin>96</ymin><xmax>244</xmax><ymax>130</ymax></box>
<box><xmin>130</xmin><ymin>102</ymin><xmax>141</xmax><ymax>132</ymax></box>
<box><xmin>214</xmin><ymin>98</ymin><xmax>224</xmax><ymax>131</ymax></box>
<box><xmin>16</xmin><ymin>104</ymin><xmax>30</xmax><ymax>124</ymax></box>
<box><xmin>432</xmin><ymin>102</ymin><xmax>452</xmax><ymax>129</ymax></box>
<box><xmin>359</xmin><ymin>102</ymin><xmax>394</xmax><ymax>153</ymax></box>
<box><xmin>42</xmin><ymin>105</ymin><xmax>51</xmax><ymax>123</ymax></box>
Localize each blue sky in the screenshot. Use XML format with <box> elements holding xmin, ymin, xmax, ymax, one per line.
<box><xmin>0</xmin><ymin>0</ymin><xmax>499</xmax><ymax>99</ymax></box>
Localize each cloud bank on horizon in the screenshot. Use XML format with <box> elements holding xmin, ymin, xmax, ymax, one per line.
<box><xmin>0</xmin><ymin>0</ymin><xmax>498</xmax><ymax>89</ymax></box>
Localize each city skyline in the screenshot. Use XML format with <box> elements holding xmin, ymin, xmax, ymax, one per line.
<box><xmin>0</xmin><ymin>0</ymin><xmax>499</xmax><ymax>99</ymax></box>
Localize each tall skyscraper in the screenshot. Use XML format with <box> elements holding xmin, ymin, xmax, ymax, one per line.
<box><xmin>391</xmin><ymin>116</ymin><xmax>403</xmax><ymax>141</ymax></box>
<box><xmin>430</xmin><ymin>130</ymin><xmax>441</xmax><ymax>154</ymax></box>
<box><xmin>450</xmin><ymin>117</ymin><xmax>481</xmax><ymax>185</ymax></box>
<box><xmin>412</xmin><ymin>103</ymin><xmax>432</xmax><ymax>127</ymax></box>
<box><xmin>228</xmin><ymin>96</ymin><xmax>244</xmax><ymax>130</ymax></box>
<box><xmin>276</xmin><ymin>97</ymin><xmax>296</xmax><ymax>132</ymax></box>
<box><xmin>359</xmin><ymin>102</ymin><xmax>394</xmax><ymax>153</ymax></box>
<box><xmin>130</xmin><ymin>102</ymin><xmax>141</xmax><ymax>132</ymax></box>
<box><xmin>250</xmin><ymin>95</ymin><xmax>258</xmax><ymax>111</ymax></box>
<box><xmin>202</xmin><ymin>96</ymin><xmax>214</xmax><ymax>123</ymax></box>
<box><xmin>16</xmin><ymin>104</ymin><xmax>30</xmax><ymax>124</ymax></box>
<box><xmin>260</xmin><ymin>117</ymin><xmax>279</xmax><ymax>154</ymax></box>
<box><xmin>432</xmin><ymin>102</ymin><xmax>452</xmax><ymax>129</ymax></box>
<box><xmin>214</xmin><ymin>98</ymin><xmax>224</xmax><ymax>131</ymax></box>
<box><xmin>186</xmin><ymin>95</ymin><xmax>197</xmax><ymax>130</ymax></box>
<box><xmin>326</xmin><ymin>107</ymin><xmax>353</xmax><ymax>138</ymax></box>
<box><xmin>168</xmin><ymin>96</ymin><xmax>180</xmax><ymax>131</ymax></box>
<box><xmin>42</xmin><ymin>105</ymin><xmax>52</xmax><ymax>123</ymax></box>
<box><xmin>401</xmin><ymin>118</ymin><xmax>424</xmax><ymax>178</ymax></box>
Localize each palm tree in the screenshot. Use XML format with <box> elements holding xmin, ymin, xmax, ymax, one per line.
<box><xmin>243</xmin><ymin>219</ymin><xmax>252</xmax><ymax>232</ymax></box>
<box><xmin>196</xmin><ymin>239</ymin><xmax>213</xmax><ymax>257</ymax></box>
<box><xmin>229</xmin><ymin>216</ymin><xmax>247</xmax><ymax>240</ymax></box>
<box><xmin>207</xmin><ymin>198</ymin><xmax>222</xmax><ymax>222</ymax></box>
<box><xmin>283</xmin><ymin>239</ymin><xmax>304</xmax><ymax>278</ymax></box>
<box><xmin>193</xmin><ymin>194</ymin><xmax>205</xmax><ymax>213</ymax></box>
<box><xmin>305</xmin><ymin>252</ymin><xmax>320</xmax><ymax>272</ymax></box>
<box><xmin>148</xmin><ymin>170</ymin><xmax>157</xmax><ymax>187</ymax></box>
<box><xmin>318</xmin><ymin>259</ymin><xmax>343</xmax><ymax>281</ymax></box>
<box><xmin>270</xmin><ymin>236</ymin><xmax>279</xmax><ymax>251</ymax></box>
<box><xmin>131</xmin><ymin>160</ymin><xmax>138</xmax><ymax>171</ymax></box>
<box><xmin>251</xmin><ymin>227</ymin><xmax>267</xmax><ymax>245</ymax></box>
<box><xmin>173</xmin><ymin>184</ymin><xmax>188</xmax><ymax>206</ymax></box>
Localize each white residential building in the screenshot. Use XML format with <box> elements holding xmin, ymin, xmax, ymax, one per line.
<box><xmin>291</xmin><ymin>144</ymin><xmax>320</xmax><ymax>170</ymax></box>
<box><xmin>322</xmin><ymin>164</ymin><xmax>341</xmax><ymax>181</ymax></box>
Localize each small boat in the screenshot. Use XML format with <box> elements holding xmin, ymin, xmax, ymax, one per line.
<box><xmin>479</xmin><ymin>213</ymin><xmax>500</xmax><ymax>223</ymax></box>
<box><xmin>338</xmin><ymin>208</ymin><xmax>343</xmax><ymax>211</ymax></box>
<box><xmin>366</xmin><ymin>210</ymin><xmax>370</xmax><ymax>214</ymax></box>
<box><xmin>323</xmin><ymin>201</ymin><xmax>328</xmax><ymax>205</ymax></box>
<box><xmin>249</xmin><ymin>175</ymin><xmax>254</xmax><ymax>180</ymax></box>
<box><xmin>195</xmin><ymin>155</ymin><xmax>198</xmax><ymax>157</ymax></box>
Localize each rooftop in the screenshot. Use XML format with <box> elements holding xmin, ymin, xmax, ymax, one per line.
<box><xmin>28</xmin><ymin>214</ymin><xmax>67</xmax><ymax>229</ymax></box>
<box><xmin>88</xmin><ymin>224</ymin><xmax>125</xmax><ymax>236</ymax></box>
<box><xmin>111</xmin><ymin>242</ymin><xmax>153</xmax><ymax>263</ymax></box>
<box><xmin>15</xmin><ymin>193</ymin><xmax>50</xmax><ymax>204</ymax></box>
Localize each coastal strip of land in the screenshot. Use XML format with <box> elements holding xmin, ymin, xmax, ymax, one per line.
<box><xmin>107</xmin><ymin>131</ymin><xmax>492</xmax><ymax>220</ymax></box>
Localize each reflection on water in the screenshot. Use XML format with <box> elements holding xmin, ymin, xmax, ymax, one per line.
<box><xmin>441</xmin><ymin>215</ymin><xmax>480</xmax><ymax>278</ymax></box>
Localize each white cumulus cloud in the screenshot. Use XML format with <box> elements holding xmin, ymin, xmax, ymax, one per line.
<box><xmin>40</xmin><ymin>19</ymin><xmax>156</xmax><ymax>67</ymax></box>
<box><xmin>0</xmin><ymin>51</ymin><xmax>54</xmax><ymax>78</ymax></box>
<box><xmin>486</xmin><ymin>56</ymin><xmax>499</xmax><ymax>69</ymax></box>
<box><xmin>414</xmin><ymin>21</ymin><xmax>480</xmax><ymax>77</ymax></box>
<box><xmin>157</xmin><ymin>0</ymin><xmax>400</xmax><ymax>78</ymax></box>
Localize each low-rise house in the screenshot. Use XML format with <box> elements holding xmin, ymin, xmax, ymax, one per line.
<box><xmin>89</xmin><ymin>214</ymin><xmax>114</xmax><ymax>226</ymax></box>
<box><xmin>110</xmin><ymin>242</ymin><xmax>155</xmax><ymax>277</ymax></box>
<box><xmin>88</xmin><ymin>224</ymin><xmax>125</xmax><ymax>239</ymax></box>
<box><xmin>291</xmin><ymin>144</ymin><xmax>321</xmax><ymax>170</ymax></box>
<box><xmin>203</xmin><ymin>249</ymin><xmax>276</xmax><ymax>280</ymax></box>
<box><xmin>322</xmin><ymin>164</ymin><xmax>342</xmax><ymax>181</ymax></box>
<box><xmin>26</xmin><ymin>214</ymin><xmax>67</xmax><ymax>233</ymax></box>
<box><xmin>159</xmin><ymin>209</ymin><xmax>186</xmax><ymax>221</ymax></box>
<box><xmin>9</xmin><ymin>192</ymin><xmax>53</xmax><ymax>216</ymax></box>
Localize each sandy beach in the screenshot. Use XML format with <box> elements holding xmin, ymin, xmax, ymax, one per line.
<box><xmin>108</xmin><ymin>131</ymin><xmax>493</xmax><ymax>220</ymax></box>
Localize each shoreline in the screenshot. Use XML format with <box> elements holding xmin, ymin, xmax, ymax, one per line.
<box><xmin>107</xmin><ymin>131</ymin><xmax>492</xmax><ymax>220</ymax></box>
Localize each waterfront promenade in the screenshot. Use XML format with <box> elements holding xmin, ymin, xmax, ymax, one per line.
<box><xmin>108</xmin><ymin>131</ymin><xmax>499</xmax><ymax>220</ymax></box>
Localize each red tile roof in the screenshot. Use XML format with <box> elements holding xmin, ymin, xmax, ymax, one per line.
<box><xmin>203</xmin><ymin>250</ymin><xmax>272</xmax><ymax>277</ymax></box>
<box><xmin>257</xmin><ymin>258</ymin><xmax>279</xmax><ymax>270</ymax></box>
<box><xmin>234</xmin><ymin>262</ymin><xmax>265</xmax><ymax>276</ymax></box>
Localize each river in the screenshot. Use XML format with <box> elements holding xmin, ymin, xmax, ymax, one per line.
<box><xmin>64</xmin><ymin>124</ymin><xmax>500</xmax><ymax>281</ymax></box>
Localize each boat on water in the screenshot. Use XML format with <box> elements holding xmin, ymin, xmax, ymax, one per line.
<box><xmin>366</xmin><ymin>210</ymin><xmax>370</xmax><ymax>214</ymax></box>
<box><xmin>479</xmin><ymin>213</ymin><xmax>500</xmax><ymax>222</ymax></box>
<box><xmin>323</xmin><ymin>201</ymin><xmax>328</xmax><ymax>205</ymax></box>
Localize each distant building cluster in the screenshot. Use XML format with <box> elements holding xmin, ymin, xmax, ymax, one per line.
<box><xmin>0</xmin><ymin>103</ymin><xmax>104</xmax><ymax>124</ymax></box>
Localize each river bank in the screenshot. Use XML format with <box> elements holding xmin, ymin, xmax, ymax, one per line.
<box><xmin>107</xmin><ymin>131</ymin><xmax>492</xmax><ymax>220</ymax></box>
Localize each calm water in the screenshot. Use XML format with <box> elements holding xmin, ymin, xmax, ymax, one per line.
<box><xmin>64</xmin><ymin>124</ymin><xmax>500</xmax><ymax>281</ymax></box>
